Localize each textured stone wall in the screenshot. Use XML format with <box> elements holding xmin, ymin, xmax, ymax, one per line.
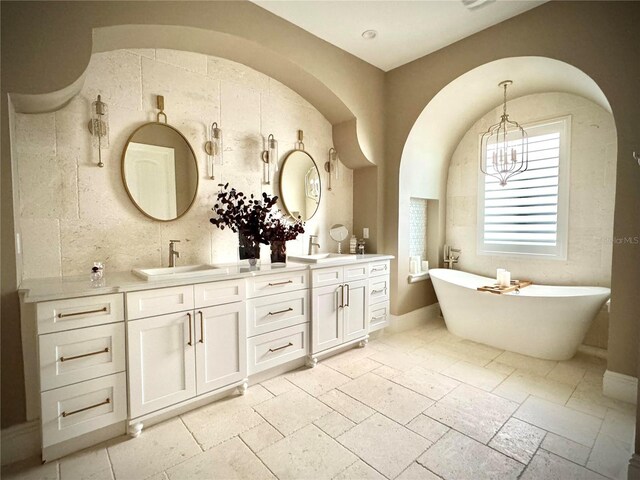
<box><xmin>13</xmin><ymin>49</ymin><xmax>353</xmax><ymax>279</ymax></box>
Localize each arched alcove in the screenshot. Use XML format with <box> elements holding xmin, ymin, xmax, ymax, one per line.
<box><xmin>395</xmin><ymin>56</ymin><xmax>614</xmax><ymax>313</ymax></box>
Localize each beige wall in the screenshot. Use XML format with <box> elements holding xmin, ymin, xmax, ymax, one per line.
<box><xmin>385</xmin><ymin>2</ymin><xmax>640</xmax><ymax>379</ymax></box>
<box><xmin>0</xmin><ymin>1</ymin><xmax>385</xmax><ymax>428</ymax></box>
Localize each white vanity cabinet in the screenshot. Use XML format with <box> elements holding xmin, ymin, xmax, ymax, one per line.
<box><xmin>245</xmin><ymin>269</ymin><xmax>309</xmax><ymax>375</ymax></box>
<box><xmin>368</xmin><ymin>260</ymin><xmax>391</xmax><ymax>331</ymax></box>
<box><xmin>310</xmin><ymin>264</ymin><xmax>370</xmax><ymax>361</ymax></box>
<box><xmin>32</xmin><ymin>293</ymin><xmax>127</xmax><ymax>461</ymax></box>
<box><xmin>127</xmin><ymin>281</ymin><xmax>246</xmax><ymax>420</ymax></box>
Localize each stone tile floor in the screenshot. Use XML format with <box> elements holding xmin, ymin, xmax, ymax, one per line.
<box><xmin>3</xmin><ymin>318</ymin><xmax>636</xmax><ymax>480</ymax></box>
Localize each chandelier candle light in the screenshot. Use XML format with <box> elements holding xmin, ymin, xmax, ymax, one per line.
<box><xmin>480</xmin><ymin>80</ymin><xmax>528</xmax><ymax>187</ymax></box>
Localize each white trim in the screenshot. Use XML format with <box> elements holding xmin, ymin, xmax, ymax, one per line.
<box><xmin>1</xmin><ymin>420</ymin><xmax>40</xmax><ymax>466</ymax></box>
<box><xmin>388</xmin><ymin>303</ymin><xmax>441</xmax><ymax>333</ymax></box>
<box><xmin>628</xmin><ymin>453</ymin><xmax>640</xmax><ymax>480</ymax></box>
<box><xmin>603</xmin><ymin>370</ymin><xmax>638</xmax><ymax>405</ymax></box>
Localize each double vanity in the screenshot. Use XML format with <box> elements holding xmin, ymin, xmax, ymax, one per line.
<box><xmin>19</xmin><ymin>255</ymin><xmax>391</xmax><ymax>462</ymax></box>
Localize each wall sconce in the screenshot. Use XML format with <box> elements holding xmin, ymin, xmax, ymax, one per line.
<box><xmin>87</xmin><ymin>95</ymin><xmax>110</xmax><ymax>167</ymax></box>
<box><xmin>204</xmin><ymin>122</ymin><xmax>223</xmax><ymax>180</ymax></box>
<box><xmin>261</xmin><ymin>134</ymin><xmax>278</xmax><ymax>185</ymax></box>
<box><xmin>325</xmin><ymin>147</ymin><xmax>341</xmax><ymax>191</ymax></box>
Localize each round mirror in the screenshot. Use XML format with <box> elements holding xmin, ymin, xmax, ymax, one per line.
<box><xmin>279</xmin><ymin>150</ymin><xmax>320</xmax><ymax>221</ymax></box>
<box><xmin>329</xmin><ymin>224</ymin><xmax>348</xmax><ymax>242</ymax></box>
<box><xmin>122</xmin><ymin>122</ymin><xmax>199</xmax><ymax>221</ymax></box>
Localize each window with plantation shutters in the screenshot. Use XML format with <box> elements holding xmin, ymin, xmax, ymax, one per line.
<box><xmin>478</xmin><ymin>116</ymin><xmax>571</xmax><ymax>259</ymax></box>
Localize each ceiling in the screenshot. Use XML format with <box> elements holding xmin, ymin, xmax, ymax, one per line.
<box><xmin>253</xmin><ymin>0</ymin><xmax>547</xmax><ymax>71</ymax></box>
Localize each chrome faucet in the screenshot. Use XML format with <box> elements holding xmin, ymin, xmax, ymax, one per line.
<box><xmin>308</xmin><ymin>235</ymin><xmax>320</xmax><ymax>255</ymax></box>
<box><xmin>169</xmin><ymin>240</ymin><xmax>181</xmax><ymax>267</ymax></box>
<box><xmin>443</xmin><ymin>245</ymin><xmax>461</xmax><ymax>269</ymax></box>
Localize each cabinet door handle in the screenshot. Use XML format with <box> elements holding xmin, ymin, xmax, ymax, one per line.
<box><xmin>60</xmin><ymin>347</ymin><xmax>109</xmax><ymax>362</ymax></box>
<box><xmin>372</xmin><ymin>265</ymin><xmax>387</xmax><ymax>272</ymax></box>
<box><xmin>345</xmin><ymin>284</ymin><xmax>350</xmax><ymax>307</ymax></box>
<box><xmin>268</xmin><ymin>307</ymin><xmax>293</xmax><ymax>316</ymax></box>
<box><xmin>57</xmin><ymin>307</ymin><xmax>107</xmax><ymax>318</ymax></box>
<box><xmin>62</xmin><ymin>398</ymin><xmax>110</xmax><ymax>417</ymax></box>
<box><xmin>198</xmin><ymin>311</ymin><xmax>204</xmax><ymax>344</ymax></box>
<box><xmin>187</xmin><ymin>312</ymin><xmax>193</xmax><ymax>346</ymax></box>
<box><xmin>371</xmin><ymin>288</ymin><xmax>387</xmax><ymax>295</ymax></box>
<box><xmin>268</xmin><ymin>342</ymin><xmax>293</xmax><ymax>353</ymax></box>
<box><xmin>338</xmin><ymin>285</ymin><xmax>344</xmax><ymax>309</ymax></box>
<box><xmin>268</xmin><ymin>280</ymin><xmax>293</xmax><ymax>287</ymax></box>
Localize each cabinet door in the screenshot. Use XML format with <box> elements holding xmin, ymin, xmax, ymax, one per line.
<box><xmin>128</xmin><ymin>312</ymin><xmax>196</xmax><ymax>418</ymax></box>
<box><xmin>343</xmin><ymin>279</ymin><xmax>369</xmax><ymax>343</ymax></box>
<box><xmin>311</xmin><ymin>284</ymin><xmax>343</xmax><ymax>354</ymax></box>
<box><xmin>195</xmin><ymin>303</ymin><xmax>246</xmax><ymax>395</ymax></box>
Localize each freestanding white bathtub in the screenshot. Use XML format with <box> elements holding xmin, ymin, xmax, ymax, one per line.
<box><xmin>429</xmin><ymin>268</ymin><xmax>610</xmax><ymax>361</ymax></box>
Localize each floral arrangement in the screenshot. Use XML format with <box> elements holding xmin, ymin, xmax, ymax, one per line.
<box><xmin>263</xmin><ymin>213</ymin><xmax>305</xmax><ymax>243</ymax></box>
<box><xmin>210</xmin><ymin>184</ymin><xmax>304</xmax><ymax>244</ymax></box>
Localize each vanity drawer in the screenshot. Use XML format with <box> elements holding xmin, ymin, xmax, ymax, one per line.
<box><xmin>369</xmin><ymin>301</ymin><xmax>390</xmax><ymax>332</ymax></box>
<box><xmin>37</xmin><ymin>294</ymin><xmax>124</xmax><ymax>334</ymax></box>
<box><xmin>195</xmin><ymin>279</ymin><xmax>245</xmax><ymax>308</ymax></box>
<box><xmin>246</xmin><ymin>290</ymin><xmax>308</xmax><ymax>337</ymax></box>
<box><xmin>126</xmin><ymin>285</ymin><xmax>194</xmax><ymax>320</ymax></box>
<box><xmin>369</xmin><ymin>275</ymin><xmax>390</xmax><ymax>305</ymax></box>
<box><xmin>41</xmin><ymin>372</ymin><xmax>127</xmax><ymax>448</ymax></box>
<box><xmin>39</xmin><ymin>323</ymin><xmax>125</xmax><ymax>391</ymax></box>
<box><xmin>311</xmin><ymin>266</ymin><xmax>343</xmax><ymax>287</ymax></box>
<box><xmin>369</xmin><ymin>260</ymin><xmax>390</xmax><ymax>277</ymax></box>
<box><xmin>344</xmin><ymin>264</ymin><xmax>368</xmax><ymax>282</ymax></box>
<box><xmin>247</xmin><ymin>323</ymin><xmax>308</xmax><ymax>374</ymax></box>
<box><xmin>246</xmin><ymin>271</ymin><xmax>308</xmax><ymax>298</ymax></box>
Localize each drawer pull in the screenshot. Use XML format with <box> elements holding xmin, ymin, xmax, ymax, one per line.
<box><xmin>198</xmin><ymin>311</ymin><xmax>204</xmax><ymax>344</ymax></box>
<box><xmin>62</xmin><ymin>398</ymin><xmax>110</xmax><ymax>418</ymax></box>
<box><xmin>187</xmin><ymin>313</ymin><xmax>193</xmax><ymax>346</ymax></box>
<box><xmin>371</xmin><ymin>314</ymin><xmax>386</xmax><ymax>321</ymax></box>
<box><xmin>371</xmin><ymin>288</ymin><xmax>387</xmax><ymax>295</ymax></box>
<box><xmin>268</xmin><ymin>280</ymin><xmax>293</xmax><ymax>287</ymax></box>
<box><xmin>268</xmin><ymin>342</ymin><xmax>293</xmax><ymax>353</ymax></box>
<box><xmin>268</xmin><ymin>307</ymin><xmax>294</xmax><ymax>316</ymax></box>
<box><xmin>60</xmin><ymin>347</ymin><xmax>109</xmax><ymax>362</ymax></box>
<box><xmin>372</xmin><ymin>265</ymin><xmax>388</xmax><ymax>272</ymax></box>
<box><xmin>57</xmin><ymin>307</ymin><xmax>107</xmax><ymax>318</ymax></box>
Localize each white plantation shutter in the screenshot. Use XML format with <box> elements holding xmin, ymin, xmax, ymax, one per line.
<box><xmin>478</xmin><ymin>117</ymin><xmax>570</xmax><ymax>258</ymax></box>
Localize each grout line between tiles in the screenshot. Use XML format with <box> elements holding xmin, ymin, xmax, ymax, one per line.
<box><xmin>104</xmin><ymin>445</ymin><xmax>117</xmax><ymax>480</ymax></box>
<box><xmin>236</xmin><ymin>435</ymin><xmax>280</xmax><ymax>479</ymax></box>
<box><xmin>178</xmin><ymin>415</ymin><xmax>204</xmax><ymax>452</ymax></box>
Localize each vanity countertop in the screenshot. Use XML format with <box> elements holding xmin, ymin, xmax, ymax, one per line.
<box><xmin>19</xmin><ymin>254</ymin><xmax>394</xmax><ymax>303</ymax></box>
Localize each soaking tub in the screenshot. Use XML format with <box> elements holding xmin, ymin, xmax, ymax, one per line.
<box><xmin>429</xmin><ymin>268</ymin><xmax>610</xmax><ymax>360</ymax></box>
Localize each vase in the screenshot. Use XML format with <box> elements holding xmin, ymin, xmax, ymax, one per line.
<box><xmin>238</xmin><ymin>232</ymin><xmax>260</xmax><ymax>266</ymax></box>
<box><xmin>270</xmin><ymin>240</ymin><xmax>286</xmax><ymax>264</ymax></box>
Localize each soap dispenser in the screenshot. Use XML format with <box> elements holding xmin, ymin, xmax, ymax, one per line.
<box><xmin>349</xmin><ymin>235</ymin><xmax>357</xmax><ymax>254</ymax></box>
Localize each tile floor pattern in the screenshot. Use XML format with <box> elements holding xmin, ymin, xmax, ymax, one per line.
<box><xmin>3</xmin><ymin>319</ymin><xmax>636</xmax><ymax>480</ymax></box>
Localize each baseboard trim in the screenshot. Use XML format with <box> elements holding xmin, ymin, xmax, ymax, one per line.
<box><xmin>603</xmin><ymin>370</ymin><xmax>638</xmax><ymax>405</ymax></box>
<box><xmin>628</xmin><ymin>453</ymin><xmax>640</xmax><ymax>480</ymax></box>
<box><xmin>388</xmin><ymin>303</ymin><xmax>440</xmax><ymax>333</ymax></box>
<box><xmin>1</xmin><ymin>420</ymin><xmax>40</xmax><ymax>466</ymax></box>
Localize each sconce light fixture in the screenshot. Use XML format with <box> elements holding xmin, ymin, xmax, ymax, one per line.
<box><xmin>480</xmin><ymin>80</ymin><xmax>528</xmax><ymax>187</ymax></box>
<box><xmin>87</xmin><ymin>95</ymin><xmax>110</xmax><ymax>167</ymax></box>
<box><xmin>204</xmin><ymin>122</ymin><xmax>223</xmax><ymax>180</ymax></box>
<box><xmin>325</xmin><ymin>147</ymin><xmax>341</xmax><ymax>191</ymax></box>
<box><xmin>261</xmin><ymin>134</ymin><xmax>278</xmax><ymax>185</ymax></box>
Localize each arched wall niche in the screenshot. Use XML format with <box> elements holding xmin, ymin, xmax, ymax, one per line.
<box><xmin>394</xmin><ymin>56</ymin><xmax>614</xmax><ymax>314</ymax></box>
<box><xmin>9</xmin><ymin>24</ymin><xmax>372</xmax><ymax>170</ymax></box>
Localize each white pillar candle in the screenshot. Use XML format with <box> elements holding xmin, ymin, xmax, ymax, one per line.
<box><xmin>422</xmin><ymin>261</ymin><xmax>429</xmax><ymax>272</ymax></box>
<box><xmin>496</xmin><ymin>268</ymin><xmax>505</xmax><ymax>285</ymax></box>
<box><xmin>501</xmin><ymin>271</ymin><xmax>511</xmax><ymax>287</ymax></box>
<box><xmin>409</xmin><ymin>258</ymin><xmax>418</xmax><ymax>274</ymax></box>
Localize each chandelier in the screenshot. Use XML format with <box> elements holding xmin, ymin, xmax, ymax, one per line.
<box><xmin>480</xmin><ymin>80</ymin><xmax>528</xmax><ymax>187</ymax></box>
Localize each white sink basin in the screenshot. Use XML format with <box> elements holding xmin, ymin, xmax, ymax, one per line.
<box><xmin>132</xmin><ymin>264</ymin><xmax>229</xmax><ymax>281</ymax></box>
<box><xmin>287</xmin><ymin>253</ymin><xmax>358</xmax><ymax>264</ymax></box>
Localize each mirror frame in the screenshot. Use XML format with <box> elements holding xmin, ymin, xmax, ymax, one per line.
<box><xmin>278</xmin><ymin>149</ymin><xmax>321</xmax><ymax>221</ymax></box>
<box><xmin>121</xmin><ymin>121</ymin><xmax>199</xmax><ymax>222</ymax></box>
